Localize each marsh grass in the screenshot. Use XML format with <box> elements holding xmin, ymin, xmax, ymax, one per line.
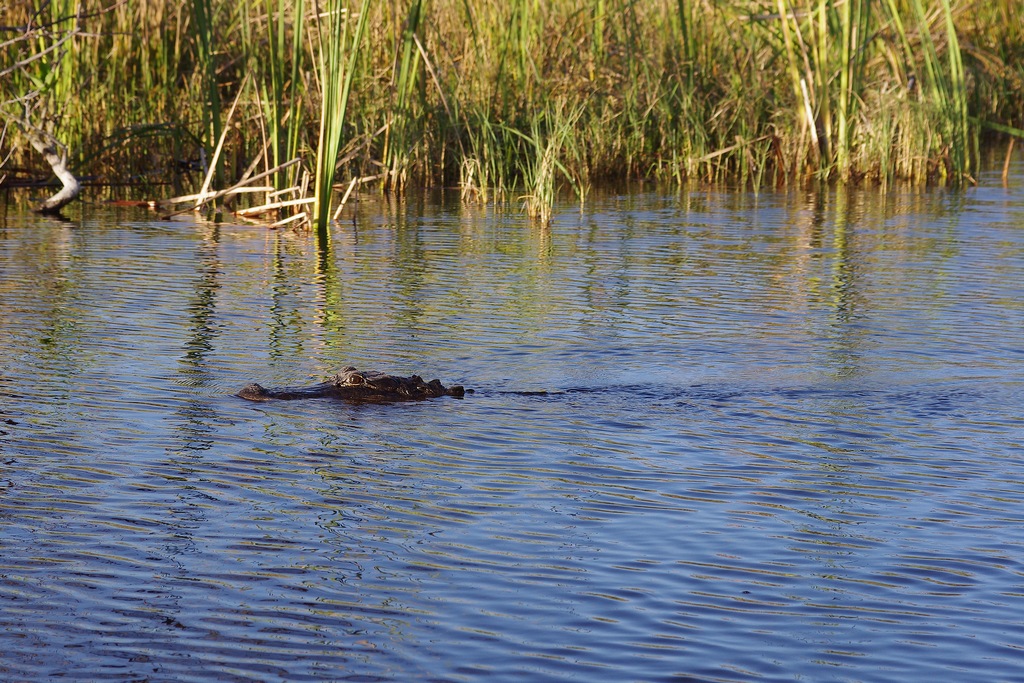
<box><xmin>190</xmin><ymin>0</ymin><xmax>223</xmax><ymax>185</ymax></box>
<box><xmin>517</xmin><ymin>102</ymin><xmax>585</xmax><ymax>224</ymax></box>
<box><xmin>2</xmin><ymin>0</ymin><xmax>1021</xmax><ymax>220</ymax></box>
<box><xmin>312</xmin><ymin>0</ymin><xmax>370</xmax><ymax>240</ymax></box>
<box><xmin>258</xmin><ymin>0</ymin><xmax>306</xmax><ymax>195</ymax></box>
<box><xmin>381</xmin><ymin>0</ymin><xmax>424</xmax><ymax>192</ymax></box>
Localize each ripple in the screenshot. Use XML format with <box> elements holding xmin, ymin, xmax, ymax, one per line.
<box><xmin>2</xmin><ymin>184</ymin><xmax>1024</xmax><ymax>680</ymax></box>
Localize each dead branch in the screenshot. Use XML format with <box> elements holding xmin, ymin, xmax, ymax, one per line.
<box><xmin>22</xmin><ymin>122</ymin><xmax>80</xmax><ymax>214</ymax></box>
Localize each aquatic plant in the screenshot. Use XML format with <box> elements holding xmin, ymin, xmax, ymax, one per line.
<box><xmin>312</xmin><ymin>0</ymin><xmax>370</xmax><ymax>240</ymax></box>
<box><xmin>1</xmin><ymin>0</ymin><xmax>1021</xmax><ymax>214</ymax></box>
<box><xmin>518</xmin><ymin>101</ymin><xmax>585</xmax><ymax>224</ymax></box>
<box><xmin>258</xmin><ymin>0</ymin><xmax>306</xmax><ymax>195</ymax></box>
<box><xmin>381</xmin><ymin>0</ymin><xmax>425</xmax><ymax>192</ymax></box>
<box><xmin>190</xmin><ymin>0</ymin><xmax>223</xmax><ymax>186</ymax></box>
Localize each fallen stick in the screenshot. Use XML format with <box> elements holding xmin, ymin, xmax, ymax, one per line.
<box><xmin>163</xmin><ymin>186</ymin><xmax>274</xmax><ymax>205</ymax></box>
<box><xmin>161</xmin><ymin>157</ymin><xmax>301</xmax><ymax>206</ymax></box>
<box><xmin>236</xmin><ymin>195</ymin><xmax>315</xmax><ymax>217</ymax></box>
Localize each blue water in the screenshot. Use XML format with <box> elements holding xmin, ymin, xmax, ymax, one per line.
<box><xmin>1</xmin><ymin>172</ymin><xmax>1023</xmax><ymax>681</ymax></box>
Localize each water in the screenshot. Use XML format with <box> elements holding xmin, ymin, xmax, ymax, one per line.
<box><xmin>1</xmin><ymin>171</ymin><xmax>1023</xmax><ymax>681</ymax></box>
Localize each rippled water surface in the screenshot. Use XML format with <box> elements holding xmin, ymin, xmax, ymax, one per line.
<box><xmin>2</xmin><ymin>172</ymin><xmax>1024</xmax><ymax>681</ymax></box>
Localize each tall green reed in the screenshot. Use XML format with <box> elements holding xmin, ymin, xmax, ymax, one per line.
<box><xmin>312</xmin><ymin>0</ymin><xmax>371</xmax><ymax>242</ymax></box>
<box><xmin>460</xmin><ymin>108</ymin><xmax>517</xmax><ymax>202</ymax></box>
<box><xmin>381</xmin><ymin>0</ymin><xmax>424</xmax><ymax>191</ymax></box>
<box><xmin>771</xmin><ymin>0</ymin><xmax>871</xmax><ymax>179</ymax></box>
<box><xmin>259</xmin><ymin>0</ymin><xmax>306</xmax><ymax>193</ymax></box>
<box><xmin>937</xmin><ymin>0</ymin><xmax>971</xmax><ymax>179</ymax></box>
<box><xmin>881</xmin><ymin>0</ymin><xmax>973</xmax><ymax>182</ymax></box>
<box><xmin>190</xmin><ymin>0</ymin><xmax>223</xmax><ymax>186</ymax></box>
<box><xmin>518</xmin><ymin>102</ymin><xmax>584</xmax><ymax>224</ymax></box>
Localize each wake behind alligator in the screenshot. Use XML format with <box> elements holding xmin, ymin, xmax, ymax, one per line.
<box><xmin>238</xmin><ymin>366</ymin><xmax>469</xmax><ymax>402</ymax></box>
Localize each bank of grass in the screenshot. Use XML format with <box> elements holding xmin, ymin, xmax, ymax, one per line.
<box><xmin>2</xmin><ymin>0</ymin><xmax>1023</xmax><ymax>218</ymax></box>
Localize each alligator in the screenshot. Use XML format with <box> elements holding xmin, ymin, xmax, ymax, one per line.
<box><xmin>237</xmin><ymin>366</ymin><xmax>468</xmax><ymax>402</ymax></box>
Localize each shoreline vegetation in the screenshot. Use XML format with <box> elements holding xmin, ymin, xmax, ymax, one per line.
<box><xmin>1</xmin><ymin>0</ymin><xmax>1022</xmax><ymax>225</ymax></box>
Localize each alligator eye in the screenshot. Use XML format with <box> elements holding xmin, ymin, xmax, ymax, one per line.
<box><xmin>348</xmin><ymin>374</ymin><xmax>364</xmax><ymax>385</ymax></box>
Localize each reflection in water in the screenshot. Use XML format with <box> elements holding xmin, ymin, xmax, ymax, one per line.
<box><xmin>1</xmin><ymin>173</ymin><xmax>1023</xmax><ymax>681</ymax></box>
<box><xmin>269</xmin><ymin>231</ymin><xmax>316</xmax><ymax>358</ymax></box>
<box><xmin>174</xmin><ymin>225</ymin><xmax>223</xmax><ymax>456</ymax></box>
<box><xmin>180</xmin><ymin>226</ymin><xmax>222</xmax><ymax>377</ymax></box>
<box><xmin>817</xmin><ymin>187</ymin><xmax>866</xmax><ymax>378</ymax></box>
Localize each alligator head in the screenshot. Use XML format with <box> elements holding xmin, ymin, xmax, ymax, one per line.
<box><xmin>237</xmin><ymin>366</ymin><xmax>467</xmax><ymax>402</ymax></box>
